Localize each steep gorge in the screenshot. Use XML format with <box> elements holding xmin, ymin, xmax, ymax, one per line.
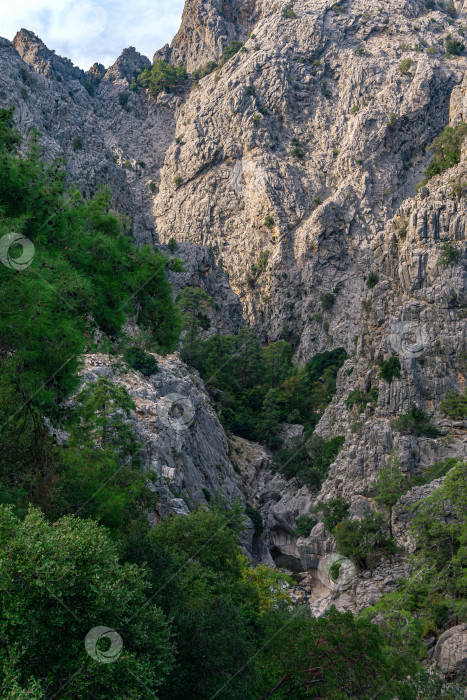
<box><xmin>0</xmin><ymin>0</ymin><xmax>466</xmax><ymax>681</ymax></box>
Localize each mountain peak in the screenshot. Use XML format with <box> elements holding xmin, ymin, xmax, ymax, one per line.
<box><xmin>154</xmin><ymin>0</ymin><xmax>264</xmax><ymax>71</ymax></box>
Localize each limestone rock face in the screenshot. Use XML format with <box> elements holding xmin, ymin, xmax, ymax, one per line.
<box><xmin>433</xmin><ymin>624</ymin><xmax>467</xmax><ymax>681</ymax></box>
<box><xmin>153</xmin><ymin>0</ymin><xmax>467</xmax><ymax>361</ymax></box>
<box><xmin>155</xmin><ymin>0</ymin><xmax>266</xmax><ymax>71</ymax></box>
<box><xmin>80</xmin><ymin>353</ymin><xmax>242</xmax><ymax>514</ymax></box>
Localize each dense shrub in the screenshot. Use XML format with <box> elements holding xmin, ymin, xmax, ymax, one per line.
<box><xmin>317</xmin><ymin>497</ymin><xmax>350</xmax><ymax>533</ymax></box>
<box><xmin>366</xmin><ymin>270</ymin><xmax>379</xmax><ymax>288</ymax></box>
<box><xmin>334</xmin><ymin>513</ymin><xmax>397</xmax><ymax>568</ymax></box>
<box><xmin>137</xmin><ymin>60</ymin><xmax>187</xmax><ymax>96</ymax></box>
<box><xmin>245</xmin><ymin>503</ymin><xmax>264</xmax><ymax>535</ymax></box>
<box><xmin>440</xmin><ymin>390</ymin><xmax>467</xmax><ymax>419</ymax></box>
<box><xmin>345</xmin><ymin>387</ymin><xmax>378</xmax><ymax>410</ymax></box>
<box><xmin>379</xmin><ymin>356</ymin><xmax>401</xmax><ymax>382</ymax></box>
<box><xmin>438</xmin><ymin>241</ymin><xmax>461</xmax><ymax>266</ymax></box>
<box><xmin>275</xmin><ymin>434</ymin><xmax>345</xmax><ymax>489</ymax></box>
<box><xmin>446</xmin><ymin>38</ymin><xmax>465</xmax><ymax>55</ymax></box>
<box><xmin>398</xmin><ymin>58</ymin><xmax>413</xmax><ymax>74</ymax></box>
<box><xmin>124</xmin><ymin>346</ymin><xmax>159</xmax><ymax>376</ymax></box>
<box><xmin>291</xmin><ymin>513</ymin><xmax>317</xmax><ymax>537</ymax></box>
<box><xmin>391</xmin><ymin>404</ymin><xmax>439</xmax><ymax>437</ymax></box>
<box><xmin>321</xmin><ymin>292</ymin><xmax>335</xmax><ymax>310</ymax></box>
<box><xmin>192</xmin><ymin>61</ymin><xmax>218</xmax><ymax>82</ymax></box>
<box><xmin>420</xmin><ymin>122</ymin><xmax>467</xmax><ymax>186</ymax></box>
<box><xmin>220</xmin><ymin>41</ymin><xmax>244</xmax><ymax>66</ymax></box>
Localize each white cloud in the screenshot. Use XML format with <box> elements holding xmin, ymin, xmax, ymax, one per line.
<box><xmin>0</xmin><ymin>0</ymin><xmax>185</xmax><ymax>69</ymax></box>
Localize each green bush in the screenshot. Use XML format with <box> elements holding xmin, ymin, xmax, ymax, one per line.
<box><xmin>245</xmin><ymin>503</ymin><xmax>264</xmax><ymax>535</ymax></box>
<box><xmin>440</xmin><ymin>390</ymin><xmax>467</xmax><ymax>419</ymax></box>
<box><xmin>192</xmin><ymin>61</ymin><xmax>217</xmax><ymax>82</ymax></box>
<box><xmin>345</xmin><ymin>387</ymin><xmax>378</xmax><ymax>410</ymax></box>
<box><xmin>420</xmin><ymin>122</ymin><xmax>467</xmax><ymax>186</ymax></box>
<box><xmin>275</xmin><ymin>434</ymin><xmax>345</xmax><ymax>489</ymax></box>
<box><xmin>398</xmin><ymin>58</ymin><xmax>413</xmax><ymax>75</ymax></box>
<box><xmin>167</xmin><ymin>237</ymin><xmax>177</xmax><ymax>253</ymax></box>
<box><xmin>118</xmin><ymin>91</ymin><xmax>129</xmax><ymax>107</ymax></box>
<box><xmin>366</xmin><ymin>271</ymin><xmax>379</xmax><ymax>288</ymax></box>
<box><xmin>137</xmin><ymin>60</ymin><xmax>187</xmax><ymax>96</ymax></box>
<box><xmin>334</xmin><ymin>513</ymin><xmax>397</xmax><ymax>567</ymax></box>
<box><xmin>291</xmin><ymin>513</ymin><xmax>317</xmax><ymax>537</ymax></box>
<box><xmin>124</xmin><ymin>346</ymin><xmax>159</xmax><ymax>376</ymax></box>
<box><xmin>220</xmin><ymin>41</ymin><xmax>244</xmax><ymax>66</ymax></box>
<box><xmin>317</xmin><ymin>497</ymin><xmax>350</xmax><ymax>533</ymax></box>
<box><xmin>321</xmin><ymin>292</ymin><xmax>335</xmax><ymax>311</ymax></box>
<box><xmin>438</xmin><ymin>241</ymin><xmax>461</xmax><ymax>266</ymax></box>
<box><xmin>264</xmin><ymin>215</ymin><xmax>275</xmax><ymax>228</ymax></box>
<box><xmin>391</xmin><ymin>404</ymin><xmax>439</xmax><ymax>437</ymax></box>
<box><xmin>446</xmin><ymin>38</ymin><xmax>465</xmax><ymax>55</ymax></box>
<box><xmin>379</xmin><ymin>356</ymin><xmax>401</xmax><ymax>382</ymax></box>
<box><xmin>283</xmin><ymin>3</ymin><xmax>296</xmax><ymax>18</ymax></box>
<box><xmin>0</xmin><ymin>506</ymin><xmax>175</xmax><ymax>698</ymax></box>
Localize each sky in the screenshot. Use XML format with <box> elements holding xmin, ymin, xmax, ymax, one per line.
<box><xmin>0</xmin><ymin>0</ymin><xmax>185</xmax><ymax>70</ymax></box>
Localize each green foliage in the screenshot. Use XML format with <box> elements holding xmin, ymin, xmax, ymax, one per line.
<box><xmin>245</xmin><ymin>502</ymin><xmax>264</xmax><ymax>535</ymax></box>
<box><xmin>440</xmin><ymin>390</ymin><xmax>467</xmax><ymax>419</ymax></box>
<box><xmin>220</xmin><ymin>41</ymin><xmax>244</xmax><ymax>66</ymax></box>
<box><xmin>0</xmin><ymin>506</ymin><xmax>175</xmax><ymax>698</ymax></box>
<box><xmin>329</xmin><ymin>561</ymin><xmax>342</xmax><ymax>581</ymax></box>
<box><xmin>138</xmin><ymin>60</ymin><xmax>187</xmax><ymax>97</ymax></box>
<box><xmin>0</xmin><ymin>108</ymin><xmax>180</xmax><ymax>510</ymax></box>
<box><xmin>192</xmin><ymin>61</ymin><xmax>218</xmax><ymax>82</ymax></box>
<box><xmin>149</xmin><ymin>180</ymin><xmax>156</xmax><ymax>192</ymax></box>
<box><xmin>438</xmin><ymin>240</ymin><xmax>461</xmax><ymax>265</ymax></box>
<box><xmin>420</xmin><ymin>122</ymin><xmax>467</xmax><ymax>186</ymax></box>
<box><xmin>334</xmin><ymin>513</ymin><xmax>397</xmax><ymax>568</ymax></box>
<box><xmin>255</xmin><ymin>606</ymin><xmax>420</xmax><ymax>699</ymax></box>
<box><xmin>446</xmin><ymin>38</ymin><xmax>465</xmax><ymax>55</ymax></box>
<box><xmin>124</xmin><ymin>346</ymin><xmax>159</xmax><ymax>376</ymax></box>
<box><xmin>399</xmin><ymin>57</ymin><xmax>413</xmax><ymax>74</ymax></box>
<box><xmin>291</xmin><ymin>137</ymin><xmax>304</xmax><ymax>159</ymax></box>
<box><xmin>291</xmin><ymin>513</ymin><xmax>317</xmax><ymax>537</ymax></box>
<box><xmin>411</xmin><ymin>458</ymin><xmax>457</xmax><ymax>487</ymax></box>
<box><xmin>379</xmin><ymin>356</ymin><xmax>401</xmax><ymax>382</ymax></box>
<box><xmin>321</xmin><ymin>292</ymin><xmax>335</xmax><ymax>310</ymax></box>
<box><xmin>177</xmin><ymin>286</ymin><xmax>214</xmax><ymax>343</ymax></box>
<box><xmin>174</xmin><ymin>174</ymin><xmax>182</xmax><ymax>187</ymax></box>
<box><xmin>391</xmin><ymin>404</ymin><xmax>439</xmax><ymax>437</ymax></box>
<box><xmin>167</xmin><ymin>236</ymin><xmax>177</xmax><ymax>252</ymax></box>
<box><xmin>345</xmin><ymin>387</ymin><xmax>378</xmax><ymax>410</ymax></box>
<box><xmin>118</xmin><ymin>91</ymin><xmax>129</xmax><ymax>107</ymax></box>
<box><xmin>264</xmin><ymin>215</ymin><xmax>275</xmax><ymax>228</ymax></box>
<box><xmin>275</xmin><ymin>434</ymin><xmax>345</xmax><ymax>489</ymax></box>
<box><xmin>366</xmin><ymin>270</ymin><xmax>379</xmax><ymax>288</ymax></box>
<box><xmin>283</xmin><ymin>3</ymin><xmax>297</xmax><ymax>18</ymax></box>
<box><xmin>317</xmin><ymin>497</ymin><xmax>350</xmax><ymax>533</ymax></box>
<box><xmin>369</xmin><ymin>462</ymin><xmax>467</xmax><ymax>655</ymax></box>
<box><xmin>49</xmin><ymin>378</ymin><xmax>156</xmax><ymax>533</ymax></box>
<box><xmin>182</xmin><ymin>333</ymin><xmax>345</xmax><ymax>445</ymax></box>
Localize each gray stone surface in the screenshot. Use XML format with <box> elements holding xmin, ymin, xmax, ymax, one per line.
<box><xmin>433</xmin><ymin>624</ymin><xmax>467</xmax><ymax>681</ymax></box>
